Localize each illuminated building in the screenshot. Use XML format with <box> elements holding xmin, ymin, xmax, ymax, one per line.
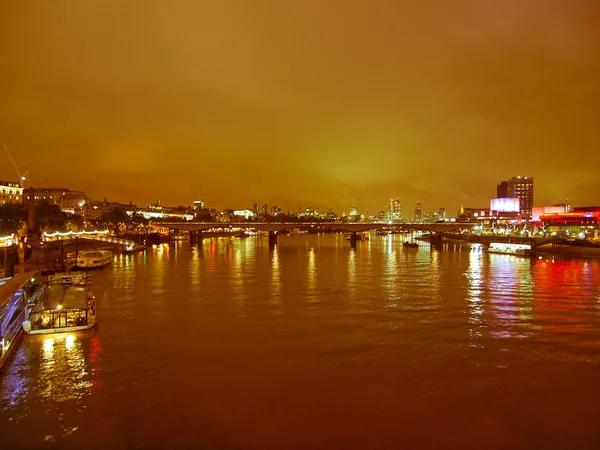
<box><xmin>413</xmin><ymin>201</ymin><xmax>422</xmax><ymax>223</ymax></box>
<box><xmin>0</xmin><ymin>180</ymin><xmax>23</xmax><ymax>205</ymax></box>
<box><xmin>438</xmin><ymin>207</ymin><xmax>446</xmax><ymax>219</ymax></box>
<box><xmin>388</xmin><ymin>198</ymin><xmax>401</xmax><ymax>222</ymax></box>
<box><xmin>540</xmin><ymin>211</ymin><xmax>600</xmax><ymax>238</ymax></box>
<box><xmin>348</xmin><ymin>205</ymin><xmax>360</xmax><ymax>222</ymax></box>
<box><xmin>233</xmin><ymin>209</ymin><xmax>255</xmax><ymax>220</ymax></box>
<box><xmin>270</xmin><ymin>205</ymin><xmax>282</xmax><ymax>216</ymax></box>
<box><xmin>252</xmin><ymin>203</ymin><xmax>259</xmax><ymax>215</ymax></box>
<box><xmin>490</xmin><ymin>197</ymin><xmax>520</xmax><ymax>214</ymax></box>
<box><xmin>505</xmin><ymin>176</ymin><xmax>534</xmax><ymax>219</ymax></box>
<box><xmin>25</xmin><ymin>188</ymin><xmax>88</xmax><ymax>213</ymax></box>
<box><xmin>262</xmin><ymin>204</ymin><xmax>269</xmax><ymax>215</ymax></box>
<box><xmin>531</xmin><ymin>205</ymin><xmax>566</xmax><ymax>222</ymax></box>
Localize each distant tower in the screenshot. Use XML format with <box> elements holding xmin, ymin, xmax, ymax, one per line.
<box><xmin>388</xmin><ymin>198</ymin><xmax>402</xmax><ymax>222</ymax></box>
<box><xmin>414</xmin><ymin>201</ymin><xmax>423</xmax><ymax>223</ymax></box>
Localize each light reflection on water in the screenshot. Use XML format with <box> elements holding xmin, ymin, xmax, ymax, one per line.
<box><xmin>2</xmin><ymin>235</ymin><xmax>600</xmax><ymax>449</ymax></box>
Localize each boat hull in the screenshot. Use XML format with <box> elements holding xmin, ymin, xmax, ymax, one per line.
<box><xmin>24</xmin><ymin>317</ymin><xmax>97</xmax><ymax>335</ymax></box>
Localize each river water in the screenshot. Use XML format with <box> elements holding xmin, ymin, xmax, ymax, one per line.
<box><xmin>1</xmin><ymin>235</ymin><xmax>600</xmax><ymax>449</ymax></box>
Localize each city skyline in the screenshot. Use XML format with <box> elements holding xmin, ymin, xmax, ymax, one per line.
<box><xmin>1</xmin><ymin>1</ymin><xmax>599</xmax><ymax>213</ymax></box>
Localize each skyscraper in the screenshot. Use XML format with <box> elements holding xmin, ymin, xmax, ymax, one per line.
<box><xmin>388</xmin><ymin>198</ymin><xmax>402</xmax><ymax>221</ymax></box>
<box><xmin>506</xmin><ymin>176</ymin><xmax>534</xmax><ymax>218</ymax></box>
<box><xmin>414</xmin><ymin>201</ymin><xmax>423</xmax><ymax>223</ymax></box>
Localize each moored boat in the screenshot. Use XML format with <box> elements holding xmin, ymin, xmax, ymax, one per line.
<box><xmin>486</xmin><ymin>243</ymin><xmax>531</xmax><ymax>257</ymax></box>
<box><xmin>123</xmin><ymin>244</ymin><xmax>146</xmax><ymax>254</ymax></box>
<box><xmin>22</xmin><ymin>272</ymin><xmax>97</xmax><ymax>335</ymax></box>
<box><xmin>76</xmin><ymin>249</ymin><xmax>113</xmax><ymax>269</ymax></box>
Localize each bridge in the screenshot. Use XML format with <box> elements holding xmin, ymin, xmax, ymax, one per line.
<box><xmin>42</xmin><ymin>230</ymin><xmax>137</xmax><ymax>250</ymax></box>
<box><xmin>152</xmin><ymin>221</ymin><xmax>476</xmax><ymax>245</ymax></box>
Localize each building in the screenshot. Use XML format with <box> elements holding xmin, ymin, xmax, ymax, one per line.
<box><xmin>496</xmin><ymin>181</ymin><xmax>509</xmax><ymax>198</ymax></box>
<box><xmin>413</xmin><ymin>201</ymin><xmax>422</xmax><ymax>223</ymax></box>
<box><xmin>490</xmin><ymin>197</ymin><xmax>520</xmax><ymax>214</ymax></box>
<box><xmin>388</xmin><ymin>198</ymin><xmax>402</xmax><ymax>222</ymax></box>
<box><xmin>86</xmin><ymin>200</ymin><xmax>137</xmax><ymax>220</ymax></box>
<box><xmin>348</xmin><ymin>205</ymin><xmax>360</xmax><ymax>222</ymax></box>
<box><xmin>438</xmin><ymin>207</ymin><xmax>446</xmax><ymax>219</ymax></box>
<box><xmin>531</xmin><ymin>205</ymin><xmax>566</xmax><ymax>222</ymax></box>
<box><xmin>0</xmin><ymin>181</ymin><xmax>23</xmax><ymax>205</ymax></box>
<box><xmin>261</xmin><ymin>204</ymin><xmax>269</xmax><ymax>215</ymax></box>
<box><xmin>270</xmin><ymin>205</ymin><xmax>283</xmax><ymax>216</ymax></box>
<box><xmin>25</xmin><ymin>188</ymin><xmax>89</xmax><ymax>214</ymax></box>
<box><xmin>506</xmin><ymin>176</ymin><xmax>534</xmax><ymax>219</ymax></box>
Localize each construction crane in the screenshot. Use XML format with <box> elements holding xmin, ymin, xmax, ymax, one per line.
<box><xmin>2</xmin><ymin>142</ymin><xmax>29</xmax><ymax>189</ymax></box>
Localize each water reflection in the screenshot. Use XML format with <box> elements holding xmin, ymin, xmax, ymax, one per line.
<box><xmin>491</xmin><ymin>257</ymin><xmax>534</xmax><ymax>340</ymax></box>
<box><xmin>466</xmin><ymin>249</ymin><xmax>484</xmax><ymax>346</ymax></box>
<box><xmin>38</xmin><ymin>334</ymin><xmax>93</xmax><ymax>402</ymax></box>
<box><xmin>382</xmin><ymin>239</ymin><xmax>398</xmax><ymax>304</ymax></box>
<box><xmin>306</xmin><ymin>248</ymin><xmax>318</xmax><ymax>304</ymax></box>
<box><xmin>189</xmin><ymin>246</ymin><xmax>200</xmax><ymax>292</ymax></box>
<box><xmin>270</xmin><ymin>246</ymin><xmax>282</xmax><ymax>313</ymax></box>
<box><xmin>347</xmin><ymin>249</ymin><xmax>357</xmax><ymax>301</ymax></box>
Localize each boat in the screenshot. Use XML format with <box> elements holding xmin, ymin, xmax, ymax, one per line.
<box><xmin>486</xmin><ymin>243</ymin><xmax>531</xmax><ymax>257</ymax></box>
<box><xmin>75</xmin><ymin>249</ymin><xmax>113</xmax><ymax>269</ymax></box>
<box><xmin>122</xmin><ymin>243</ymin><xmax>146</xmax><ymax>254</ymax></box>
<box><xmin>403</xmin><ymin>241</ymin><xmax>419</xmax><ymax>248</ymax></box>
<box><xmin>0</xmin><ymin>272</ymin><xmax>41</xmax><ymax>368</ymax></box>
<box><xmin>289</xmin><ymin>229</ymin><xmax>309</xmax><ymax>235</ymax></box>
<box><xmin>22</xmin><ymin>272</ymin><xmax>97</xmax><ymax>335</ymax></box>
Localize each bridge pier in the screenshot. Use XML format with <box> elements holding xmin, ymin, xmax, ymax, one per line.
<box><xmin>349</xmin><ymin>232</ymin><xmax>359</xmax><ymax>248</ymax></box>
<box><xmin>268</xmin><ymin>231</ymin><xmax>278</xmax><ymax>243</ymax></box>
<box><xmin>430</xmin><ymin>233</ymin><xmax>443</xmax><ymax>250</ymax></box>
<box><xmin>190</xmin><ymin>230</ymin><xmax>203</xmax><ymax>245</ymax></box>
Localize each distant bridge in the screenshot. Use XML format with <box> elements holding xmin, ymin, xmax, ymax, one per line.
<box><xmin>152</xmin><ymin>222</ymin><xmax>475</xmax><ymax>245</ymax></box>
<box><xmin>152</xmin><ymin>221</ymin><xmax>474</xmax><ymax>234</ymax></box>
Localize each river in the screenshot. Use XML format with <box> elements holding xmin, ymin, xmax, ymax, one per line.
<box><xmin>1</xmin><ymin>234</ymin><xmax>600</xmax><ymax>449</ymax></box>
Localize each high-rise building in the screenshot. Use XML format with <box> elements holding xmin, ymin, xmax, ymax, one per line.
<box><xmin>496</xmin><ymin>181</ymin><xmax>509</xmax><ymax>198</ymax></box>
<box><xmin>261</xmin><ymin>204</ymin><xmax>269</xmax><ymax>215</ymax></box>
<box><xmin>438</xmin><ymin>207</ymin><xmax>446</xmax><ymax>219</ymax></box>
<box><xmin>252</xmin><ymin>203</ymin><xmax>259</xmax><ymax>215</ymax></box>
<box><xmin>506</xmin><ymin>176</ymin><xmax>534</xmax><ymax>218</ymax></box>
<box><xmin>414</xmin><ymin>201</ymin><xmax>423</xmax><ymax>223</ymax></box>
<box><xmin>388</xmin><ymin>198</ymin><xmax>402</xmax><ymax>222</ymax></box>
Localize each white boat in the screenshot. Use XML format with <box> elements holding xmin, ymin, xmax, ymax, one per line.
<box><xmin>486</xmin><ymin>243</ymin><xmax>532</xmax><ymax>257</ymax></box>
<box><xmin>76</xmin><ymin>250</ymin><xmax>112</xmax><ymax>269</ymax></box>
<box><xmin>22</xmin><ymin>273</ymin><xmax>97</xmax><ymax>335</ymax></box>
<box><xmin>289</xmin><ymin>228</ymin><xmax>309</xmax><ymax>235</ymax></box>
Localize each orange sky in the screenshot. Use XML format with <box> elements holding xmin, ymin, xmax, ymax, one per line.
<box><xmin>1</xmin><ymin>0</ymin><xmax>598</xmax><ymax>215</ymax></box>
